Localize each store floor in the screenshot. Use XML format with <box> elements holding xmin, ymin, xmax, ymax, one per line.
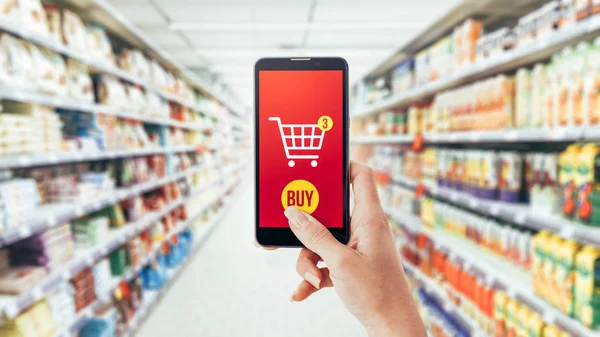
<box><xmin>136</xmin><ymin>179</ymin><xmax>365</xmax><ymax>337</ymax></box>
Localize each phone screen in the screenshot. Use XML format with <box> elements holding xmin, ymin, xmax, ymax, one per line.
<box><xmin>258</xmin><ymin>70</ymin><xmax>344</xmax><ymax>229</ymax></box>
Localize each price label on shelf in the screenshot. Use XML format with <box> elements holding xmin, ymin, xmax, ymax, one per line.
<box><xmin>560</xmin><ymin>226</ymin><xmax>575</xmax><ymax>239</ymax></box>
<box><xmin>17</xmin><ymin>155</ymin><xmax>31</xmax><ymax>166</ymax></box>
<box><xmin>4</xmin><ymin>303</ymin><xmax>19</xmax><ymax>319</ymax></box>
<box><xmin>18</xmin><ymin>226</ymin><xmax>32</xmax><ymax>238</ymax></box>
<box><xmin>542</xmin><ymin>310</ymin><xmax>557</xmax><ymax>324</ymax></box>
<box><xmin>47</xmin><ymin>216</ymin><xmax>58</xmax><ymax>227</ymax></box>
<box><xmin>14</xmin><ymin>91</ymin><xmax>26</xmax><ymax>101</ymax></box>
<box><xmin>514</xmin><ymin>213</ymin><xmax>526</xmax><ymax>225</ymax></box>
<box><xmin>47</xmin><ymin>153</ymin><xmax>59</xmax><ymax>164</ymax></box>
<box><xmin>75</xmin><ymin>207</ymin><xmax>85</xmax><ymax>217</ymax></box>
<box><xmin>504</xmin><ymin>130</ymin><xmax>518</xmax><ymax>141</ymax></box>
<box><xmin>31</xmin><ymin>287</ymin><xmax>44</xmax><ymax>301</ymax></box>
<box><xmin>52</xmin><ymin>97</ymin><xmax>64</xmax><ymax>106</ymax></box>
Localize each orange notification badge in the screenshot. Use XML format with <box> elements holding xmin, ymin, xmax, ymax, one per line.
<box><xmin>281</xmin><ymin>179</ymin><xmax>319</xmax><ymax>214</ymax></box>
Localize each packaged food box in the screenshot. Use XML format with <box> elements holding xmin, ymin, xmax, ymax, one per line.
<box><xmin>391</xmin><ymin>59</ymin><xmax>414</xmax><ymax>94</ymax></box>
<box><xmin>506</xmin><ymin>298</ymin><xmax>520</xmax><ymax>337</ymax></box>
<box><xmin>62</xmin><ymin>9</ymin><xmax>89</xmax><ymax>51</ymax></box>
<box><xmin>493</xmin><ymin>291</ymin><xmax>508</xmax><ymax>336</ymax></box>
<box><xmin>480</xmin><ymin>151</ymin><xmax>499</xmax><ymax>200</ymax></box>
<box><xmin>559</xmin><ymin>144</ymin><xmax>580</xmax><ymax>218</ymax></box>
<box><xmin>554</xmin><ymin>239</ymin><xmax>581</xmax><ymax>315</ymax></box>
<box><xmin>526</xmin><ymin>310</ymin><xmax>545</xmax><ymax>337</ymax></box>
<box><xmin>499</xmin><ymin>152</ymin><xmax>524</xmax><ymax>203</ymax></box>
<box><xmin>574</xmin><ymin>246</ymin><xmax>600</xmax><ymax>328</ymax></box>
<box><xmin>544</xmin><ymin>235</ymin><xmax>564</xmax><ymax>307</ymax></box>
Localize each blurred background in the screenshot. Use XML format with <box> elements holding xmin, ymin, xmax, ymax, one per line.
<box><xmin>0</xmin><ymin>1</ymin><xmax>600</xmax><ymax>337</ymax></box>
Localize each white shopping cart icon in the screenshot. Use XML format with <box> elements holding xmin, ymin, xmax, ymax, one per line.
<box><xmin>269</xmin><ymin>117</ymin><xmax>326</xmax><ymax>168</ymax></box>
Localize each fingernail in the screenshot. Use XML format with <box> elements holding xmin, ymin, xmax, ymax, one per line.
<box><xmin>304</xmin><ymin>271</ymin><xmax>321</xmax><ymax>289</ymax></box>
<box><xmin>284</xmin><ymin>207</ymin><xmax>309</xmax><ymax>229</ymax></box>
<box><xmin>290</xmin><ymin>291</ymin><xmax>296</xmax><ymax>302</ymax></box>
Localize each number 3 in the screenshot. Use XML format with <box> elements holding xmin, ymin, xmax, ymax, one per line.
<box><xmin>318</xmin><ymin>115</ymin><xmax>333</xmax><ymax>132</ymax></box>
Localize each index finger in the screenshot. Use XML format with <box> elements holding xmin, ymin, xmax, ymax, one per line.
<box><xmin>350</xmin><ymin>161</ymin><xmax>381</xmax><ymax>206</ymax></box>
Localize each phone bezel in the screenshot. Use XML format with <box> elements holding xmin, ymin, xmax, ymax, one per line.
<box><xmin>254</xmin><ymin>57</ymin><xmax>350</xmax><ymax>247</ymax></box>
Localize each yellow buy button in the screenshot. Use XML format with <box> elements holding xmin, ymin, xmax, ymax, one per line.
<box><xmin>281</xmin><ymin>179</ymin><xmax>319</xmax><ymax>214</ymax></box>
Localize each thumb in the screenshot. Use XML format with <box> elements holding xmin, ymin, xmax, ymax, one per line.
<box><xmin>284</xmin><ymin>207</ymin><xmax>347</xmax><ymax>262</ymax></box>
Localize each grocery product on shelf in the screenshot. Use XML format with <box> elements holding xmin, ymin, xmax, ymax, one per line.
<box><xmin>0</xmin><ymin>301</ymin><xmax>57</xmax><ymax>337</ymax></box>
<box><xmin>7</xmin><ymin>224</ymin><xmax>73</xmax><ymax>270</ymax></box>
<box><xmin>0</xmin><ymin>178</ymin><xmax>40</xmax><ymax>230</ymax></box>
<box><xmin>391</xmin><ymin>59</ymin><xmax>414</xmax><ymax>94</ymax></box>
<box><xmin>71</xmin><ymin>267</ymin><xmax>97</xmax><ymax>313</ymax></box>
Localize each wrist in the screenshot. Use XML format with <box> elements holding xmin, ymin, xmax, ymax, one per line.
<box><xmin>366</xmin><ymin>275</ymin><xmax>427</xmax><ymax>337</ymax></box>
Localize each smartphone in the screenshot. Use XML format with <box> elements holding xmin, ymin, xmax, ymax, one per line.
<box><xmin>254</xmin><ymin>57</ymin><xmax>350</xmax><ymax>247</ymax></box>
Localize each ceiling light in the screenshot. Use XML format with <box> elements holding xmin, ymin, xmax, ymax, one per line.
<box><xmin>170</xmin><ymin>22</ymin><xmax>424</xmax><ymax>31</ymax></box>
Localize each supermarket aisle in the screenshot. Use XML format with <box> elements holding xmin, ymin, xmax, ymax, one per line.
<box><xmin>137</xmin><ymin>180</ymin><xmax>365</xmax><ymax>337</ymax></box>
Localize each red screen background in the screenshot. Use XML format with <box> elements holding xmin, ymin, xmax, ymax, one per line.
<box><xmin>258</xmin><ymin>70</ymin><xmax>343</xmax><ymax>228</ymax></box>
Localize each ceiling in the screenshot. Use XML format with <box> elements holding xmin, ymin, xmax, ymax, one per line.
<box><xmin>107</xmin><ymin>0</ymin><xmax>460</xmax><ymax>106</ymax></box>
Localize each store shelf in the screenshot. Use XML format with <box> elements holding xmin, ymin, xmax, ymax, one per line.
<box><xmin>402</xmin><ymin>262</ymin><xmax>485</xmax><ymax>337</ymax></box>
<box><xmin>0</xmin><ymin>163</ymin><xmax>213</xmax><ymax>246</ymax></box>
<box><xmin>0</xmin><ymin>172</ymin><xmax>228</xmax><ymax>321</ymax></box>
<box><xmin>351</xmin><ymin>134</ymin><xmax>414</xmax><ymax>145</ymax></box>
<box><xmin>350</xmin><ymin>127</ymin><xmax>600</xmax><ymax>145</ymax></box>
<box><xmin>391</xmin><ymin>176</ymin><xmax>600</xmax><ymax>248</ymax></box>
<box><xmin>388</xmin><ymin>211</ymin><xmax>600</xmax><ymax>337</ymax></box>
<box><xmin>0</xmin><ymin>86</ymin><xmax>209</xmax><ymax>132</ymax></box>
<box><xmin>352</xmin><ymin>15</ymin><xmax>600</xmax><ymax>118</ymax></box>
<box><xmin>0</xmin><ymin>145</ymin><xmax>199</xmax><ymax>170</ymax></box>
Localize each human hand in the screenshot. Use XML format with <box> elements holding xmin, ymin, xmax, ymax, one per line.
<box><xmin>284</xmin><ymin>161</ymin><xmax>427</xmax><ymax>337</ymax></box>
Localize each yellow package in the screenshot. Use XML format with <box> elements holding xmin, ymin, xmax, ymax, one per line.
<box><xmin>494</xmin><ymin>291</ymin><xmax>508</xmax><ymax>336</ymax></box>
<box><xmin>507</xmin><ymin>299</ymin><xmax>521</xmax><ymax>337</ymax></box>
<box><xmin>0</xmin><ymin>309</ymin><xmax>40</xmax><ymax>337</ymax></box>
<box><xmin>574</xmin><ymin>246</ymin><xmax>600</xmax><ymax>329</ymax></box>
<box><xmin>532</xmin><ymin>231</ymin><xmax>551</xmax><ymax>299</ymax></box>
<box><xmin>542</xmin><ymin>325</ymin><xmax>574</xmax><ymax>337</ymax></box>
<box><xmin>527</xmin><ymin>311</ymin><xmax>545</xmax><ymax>337</ymax></box>
<box><xmin>29</xmin><ymin>301</ymin><xmax>56</xmax><ymax>336</ymax></box>
<box><xmin>543</xmin><ymin>235</ymin><xmax>563</xmax><ymax>307</ymax></box>
<box><xmin>517</xmin><ymin>305</ymin><xmax>531</xmax><ymax>337</ymax></box>
<box><xmin>420</xmin><ymin>197</ymin><xmax>435</xmax><ymax>232</ymax></box>
<box><xmin>554</xmin><ymin>240</ymin><xmax>581</xmax><ymax>316</ymax></box>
